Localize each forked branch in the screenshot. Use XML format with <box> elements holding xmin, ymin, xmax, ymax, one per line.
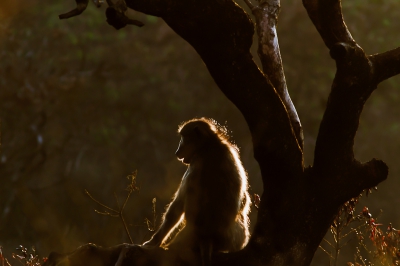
<box><xmin>302</xmin><ymin>0</ymin><xmax>389</xmax><ymax>197</ymax></box>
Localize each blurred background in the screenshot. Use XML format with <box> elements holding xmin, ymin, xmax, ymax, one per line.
<box><xmin>0</xmin><ymin>0</ymin><xmax>400</xmax><ymax>264</ymax></box>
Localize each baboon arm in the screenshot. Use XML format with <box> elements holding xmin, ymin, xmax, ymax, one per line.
<box><xmin>143</xmin><ymin>193</ymin><xmax>184</xmax><ymax>246</ymax></box>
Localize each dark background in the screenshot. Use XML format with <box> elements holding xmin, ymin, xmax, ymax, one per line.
<box><xmin>1</xmin><ymin>0</ymin><xmax>400</xmax><ymax>264</ymax></box>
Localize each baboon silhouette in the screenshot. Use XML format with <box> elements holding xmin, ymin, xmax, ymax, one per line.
<box><xmin>143</xmin><ymin>118</ymin><xmax>250</xmax><ymax>265</ymax></box>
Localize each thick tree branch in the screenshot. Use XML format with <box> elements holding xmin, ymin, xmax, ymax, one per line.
<box><xmin>302</xmin><ymin>1</ymin><xmax>390</xmax><ymax>199</ymax></box>
<box><xmin>311</xmin><ymin>42</ymin><xmax>389</xmax><ymax>195</ymax></box>
<box><xmin>302</xmin><ymin>0</ymin><xmax>355</xmax><ymax>48</ymax></box>
<box><xmin>290</xmin><ymin>2</ymin><xmax>393</xmax><ymax>260</ymax></box>
<box><xmin>313</xmin><ymin>44</ymin><xmax>372</xmax><ymax>167</ymax></box>
<box><xmin>245</xmin><ymin>0</ymin><xmax>304</xmax><ymax>150</ymax></box>
<box><xmin>369</xmin><ymin>47</ymin><xmax>400</xmax><ymax>84</ymax></box>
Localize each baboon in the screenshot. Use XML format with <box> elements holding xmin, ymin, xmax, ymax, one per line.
<box><xmin>143</xmin><ymin>118</ymin><xmax>250</xmax><ymax>264</ymax></box>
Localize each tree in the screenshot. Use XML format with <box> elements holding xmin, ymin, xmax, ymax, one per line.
<box><xmin>44</xmin><ymin>0</ymin><xmax>400</xmax><ymax>265</ymax></box>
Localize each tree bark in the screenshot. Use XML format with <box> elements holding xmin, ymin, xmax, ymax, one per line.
<box><xmin>45</xmin><ymin>0</ymin><xmax>400</xmax><ymax>265</ymax></box>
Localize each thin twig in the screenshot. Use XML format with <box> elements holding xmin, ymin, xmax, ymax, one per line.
<box><xmin>118</xmin><ymin>190</ymin><xmax>134</xmax><ymax>243</ymax></box>
<box><xmin>121</xmin><ymin>190</ymin><xmax>132</xmax><ymax>211</ymax></box>
<box><xmin>152</xmin><ymin>198</ymin><xmax>157</xmax><ymax>231</ymax></box>
<box><xmin>319</xmin><ymin>245</ymin><xmax>334</xmax><ymax>259</ymax></box>
<box><xmin>94</xmin><ymin>210</ymin><xmax>119</xmax><ymax>217</ymax></box>
<box><xmin>322</xmin><ymin>238</ymin><xmax>335</xmax><ymax>248</ymax></box>
<box><xmin>120</xmin><ymin>213</ymin><xmax>133</xmax><ymax>244</ymax></box>
<box><xmin>340</xmin><ymin>224</ymin><xmax>366</xmax><ymax>239</ymax></box>
<box><xmin>85</xmin><ymin>189</ymin><xmax>119</xmax><ymax>213</ymax></box>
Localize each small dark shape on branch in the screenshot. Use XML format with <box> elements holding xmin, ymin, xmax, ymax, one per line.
<box><xmin>59</xmin><ymin>0</ymin><xmax>89</xmax><ymax>19</ymax></box>
<box><xmin>105</xmin><ymin>7</ymin><xmax>144</xmax><ymax>30</ymax></box>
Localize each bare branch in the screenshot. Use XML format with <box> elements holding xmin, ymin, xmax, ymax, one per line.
<box><xmin>322</xmin><ymin>238</ymin><xmax>335</xmax><ymax>249</ymax></box>
<box><xmin>303</xmin><ymin>0</ymin><xmax>355</xmax><ymax>48</ymax></box>
<box><xmin>249</xmin><ymin>0</ymin><xmax>304</xmax><ymax>150</ymax></box>
<box><xmin>313</xmin><ymin>46</ymin><xmax>368</xmax><ymax>163</ymax></box>
<box><xmin>85</xmin><ymin>189</ymin><xmax>119</xmax><ymax>213</ymax></box>
<box><xmin>94</xmin><ymin>210</ymin><xmax>119</xmax><ymax>217</ymax></box>
<box><xmin>318</xmin><ymin>245</ymin><xmax>334</xmax><ymax>259</ymax></box>
<box><xmin>369</xmin><ymin>47</ymin><xmax>400</xmax><ymax>84</ymax></box>
<box><xmin>86</xmin><ymin>188</ymin><xmax>134</xmax><ymax>243</ymax></box>
<box><xmin>59</xmin><ymin>0</ymin><xmax>89</xmax><ymax>19</ymax></box>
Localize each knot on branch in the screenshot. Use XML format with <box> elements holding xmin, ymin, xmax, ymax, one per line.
<box><xmin>329</xmin><ymin>42</ymin><xmax>355</xmax><ymax>60</ymax></box>
<box><xmin>329</xmin><ymin>43</ymin><xmax>372</xmax><ymax>80</ymax></box>
<box><xmin>106</xmin><ymin>7</ymin><xmax>144</xmax><ymax>30</ymax></box>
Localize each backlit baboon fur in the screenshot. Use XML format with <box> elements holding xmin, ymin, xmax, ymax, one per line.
<box><xmin>143</xmin><ymin>118</ymin><xmax>250</xmax><ymax>263</ymax></box>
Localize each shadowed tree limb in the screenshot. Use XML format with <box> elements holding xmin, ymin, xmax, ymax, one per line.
<box><xmin>314</xmin><ymin>43</ymin><xmax>374</xmax><ymax>167</ymax></box>
<box><xmin>299</xmin><ymin>0</ymin><xmax>391</xmax><ymax>263</ymax></box>
<box><xmin>302</xmin><ymin>0</ymin><xmax>389</xmax><ymax>215</ymax></box>
<box><xmin>59</xmin><ymin>0</ymin><xmax>89</xmax><ymax>19</ymax></box>
<box><xmin>302</xmin><ymin>0</ymin><xmax>355</xmax><ymax>48</ymax></box>
<box><xmin>302</xmin><ymin>0</ymin><xmax>388</xmax><ymax>181</ymax></box>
